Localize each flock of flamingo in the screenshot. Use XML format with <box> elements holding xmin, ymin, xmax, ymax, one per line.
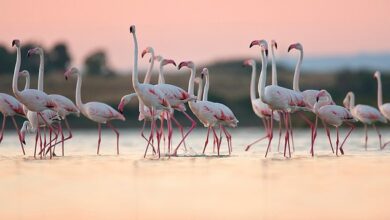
<box><xmin>1</xmin><ymin>25</ymin><xmax>390</xmax><ymax>159</ymax></box>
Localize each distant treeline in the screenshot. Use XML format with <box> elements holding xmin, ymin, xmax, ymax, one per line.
<box><xmin>0</xmin><ymin>42</ymin><xmax>389</xmax><ymax>128</ymax></box>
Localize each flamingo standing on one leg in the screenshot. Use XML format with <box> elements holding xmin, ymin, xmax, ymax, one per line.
<box><xmin>200</xmin><ymin>68</ymin><xmax>238</xmax><ymax>155</ymax></box>
<box><xmin>0</xmin><ymin>71</ymin><xmax>28</xmax><ymax>154</ymax></box>
<box><xmin>27</xmin><ymin>47</ymin><xmax>80</xmax><ymax>156</ymax></box>
<box><xmin>313</xmin><ymin>90</ymin><xmax>356</xmax><ymax>156</ymax></box>
<box><xmin>374</xmin><ymin>71</ymin><xmax>390</xmax><ymax>148</ymax></box>
<box><xmin>343</xmin><ymin>91</ymin><xmax>386</xmax><ymax>150</ymax></box>
<box><xmin>129</xmin><ymin>25</ymin><xmax>171</xmax><ymax>158</ymax></box>
<box><xmin>242</xmin><ymin>59</ymin><xmax>280</xmax><ymax>151</ymax></box>
<box><xmin>250</xmin><ymin>39</ymin><xmax>305</xmax><ymax>158</ymax></box>
<box><xmin>288</xmin><ymin>43</ymin><xmax>335</xmax><ymax>156</ymax></box>
<box><xmin>64</xmin><ymin>67</ymin><xmax>125</xmax><ymax>155</ymax></box>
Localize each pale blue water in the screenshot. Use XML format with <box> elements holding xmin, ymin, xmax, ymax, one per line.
<box><xmin>1</xmin><ymin>127</ymin><xmax>389</xmax><ymax>158</ymax></box>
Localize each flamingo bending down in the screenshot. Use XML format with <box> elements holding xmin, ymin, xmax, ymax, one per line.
<box><xmin>343</xmin><ymin>91</ymin><xmax>386</xmax><ymax>149</ymax></box>
<box><xmin>288</xmin><ymin>43</ymin><xmax>335</xmax><ymax>156</ymax></box>
<box><xmin>0</xmin><ymin>71</ymin><xmax>28</xmax><ymax>154</ymax></box>
<box><xmin>242</xmin><ymin>59</ymin><xmax>281</xmax><ymax>151</ymax></box>
<box><xmin>250</xmin><ymin>39</ymin><xmax>305</xmax><ymax>158</ymax></box>
<box><xmin>313</xmin><ymin>90</ymin><xmax>356</xmax><ymax>156</ymax></box>
<box><xmin>200</xmin><ymin>68</ymin><xmax>238</xmax><ymax>155</ymax></box>
<box><xmin>27</xmin><ymin>47</ymin><xmax>80</xmax><ymax>156</ymax></box>
<box><xmin>64</xmin><ymin>67</ymin><xmax>125</xmax><ymax>155</ymax></box>
<box><xmin>374</xmin><ymin>71</ymin><xmax>390</xmax><ymax>148</ymax></box>
<box><xmin>12</xmin><ymin>40</ymin><xmax>58</xmax><ymax>151</ymax></box>
<box><xmin>129</xmin><ymin>25</ymin><xmax>171</xmax><ymax>158</ymax></box>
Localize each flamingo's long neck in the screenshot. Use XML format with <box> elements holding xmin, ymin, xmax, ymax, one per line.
<box><xmin>349</xmin><ymin>93</ymin><xmax>355</xmax><ymax>109</ymax></box>
<box><xmin>249</xmin><ymin>63</ymin><xmax>257</xmax><ymax>101</ymax></box>
<box><xmin>188</xmin><ymin>66</ymin><xmax>196</xmax><ymax>96</ymax></box>
<box><xmin>37</xmin><ymin>51</ymin><xmax>44</xmax><ymax>91</ymax></box>
<box><xmin>202</xmin><ymin>73</ymin><xmax>209</xmax><ymax>101</ymax></box>
<box><xmin>75</xmin><ymin>72</ymin><xmax>84</xmax><ymax>110</ymax></box>
<box><xmin>197</xmin><ymin>79</ymin><xmax>203</xmax><ymax>101</ymax></box>
<box><xmin>376</xmin><ymin>75</ymin><xmax>383</xmax><ymax>108</ymax></box>
<box><xmin>131</xmin><ymin>32</ymin><xmax>141</xmax><ymax>91</ymax></box>
<box><xmin>24</xmin><ymin>73</ymin><xmax>30</xmax><ymax>90</ymax></box>
<box><xmin>271</xmin><ymin>45</ymin><xmax>278</xmax><ymax>86</ymax></box>
<box><xmin>143</xmin><ymin>51</ymin><xmax>155</xmax><ymax>84</ymax></box>
<box><xmin>258</xmin><ymin>50</ymin><xmax>268</xmax><ymax>103</ymax></box>
<box><xmin>158</xmin><ymin>64</ymin><xmax>165</xmax><ymax>84</ymax></box>
<box><xmin>12</xmin><ymin>46</ymin><xmax>21</xmax><ymax>97</ymax></box>
<box><xmin>292</xmin><ymin>49</ymin><xmax>303</xmax><ymax>92</ymax></box>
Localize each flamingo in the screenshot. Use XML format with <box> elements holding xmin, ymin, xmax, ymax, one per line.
<box><xmin>288</xmin><ymin>42</ymin><xmax>335</xmax><ymax>156</ymax></box>
<box><xmin>250</xmin><ymin>39</ymin><xmax>305</xmax><ymax>158</ymax></box>
<box><xmin>242</xmin><ymin>58</ymin><xmax>281</xmax><ymax>152</ymax></box>
<box><xmin>374</xmin><ymin>71</ymin><xmax>390</xmax><ymax>148</ymax></box>
<box><xmin>200</xmin><ymin>68</ymin><xmax>238</xmax><ymax>154</ymax></box>
<box><xmin>153</xmin><ymin>55</ymin><xmax>195</xmax><ymax>155</ymax></box>
<box><xmin>313</xmin><ymin>90</ymin><xmax>356</xmax><ymax>156</ymax></box>
<box><xmin>178</xmin><ymin>61</ymin><xmax>223</xmax><ymax>155</ymax></box>
<box><xmin>0</xmin><ymin>70</ymin><xmax>28</xmax><ymax>155</ymax></box>
<box><xmin>129</xmin><ymin>25</ymin><xmax>171</xmax><ymax>158</ymax></box>
<box><xmin>343</xmin><ymin>91</ymin><xmax>386</xmax><ymax>149</ymax></box>
<box><xmin>64</xmin><ymin>67</ymin><xmax>125</xmax><ymax>155</ymax></box>
<box><xmin>27</xmin><ymin>47</ymin><xmax>80</xmax><ymax>156</ymax></box>
<box><xmin>12</xmin><ymin>40</ymin><xmax>58</xmax><ymax>148</ymax></box>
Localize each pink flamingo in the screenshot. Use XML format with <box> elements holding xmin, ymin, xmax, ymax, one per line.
<box><xmin>250</xmin><ymin>39</ymin><xmax>305</xmax><ymax>158</ymax></box>
<box><xmin>64</xmin><ymin>67</ymin><xmax>125</xmax><ymax>155</ymax></box>
<box><xmin>374</xmin><ymin>71</ymin><xmax>390</xmax><ymax>148</ymax></box>
<box><xmin>288</xmin><ymin>42</ymin><xmax>335</xmax><ymax>156</ymax></box>
<box><xmin>12</xmin><ymin>40</ymin><xmax>58</xmax><ymax>148</ymax></box>
<box><xmin>200</xmin><ymin>68</ymin><xmax>238</xmax><ymax>154</ymax></box>
<box><xmin>27</xmin><ymin>47</ymin><xmax>80</xmax><ymax>156</ymax></box>
<box><xmin>0</xmin><ymin>71</ymin><xmax>28</xmax><ymax>155</ymax></box>
<box><xmin>242</xmin><ymin>59</ymin><xmax>281</xmax><ymax>151</ymax></box>
<box><xmin>313</xmin><ymin>90</ymin><xmax>356</xmax><ymax>156</ymax></box>
<box><xmin>129</xmin><ymin>25</ymin><xmax>171</xmax><ymax>158</ymax></box>
<box><xmin>343</xmin><ymin>91</ymin><xmax>386</xmax><ymax>149</ymax></box>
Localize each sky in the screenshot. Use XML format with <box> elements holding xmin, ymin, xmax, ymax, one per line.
<box><xmin>1</xmin><ymin>0</ymin><xmax>390</xmax><ymax>71</ymax></box>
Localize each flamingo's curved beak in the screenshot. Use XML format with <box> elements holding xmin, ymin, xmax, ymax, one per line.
<box><xmin>130</xmin><ymin>25</ymin><xmax>135</xmax><ymax>33</ymax></box>
<box><xmin>163</xmin><ymin>59</ymin><xmax>176</xmax><ymax>67</ymax></box>
<box><xmin>265</xmin><ymin>49</ymin><xmax>268</xmax><ymax>57</ymax></box>
<box><xmin>12</xmin><ymin>40</ymin><xmax>17</xmax><ymax>47</ymax></box>
<box><xmin>118</xmin><ymin>101</ymin><xmax>124</xmax><ymax>114</ymax></box>
<box><xmin>141</xmin><ymin>49</ymin><xmax>147</xmax><ymax>58</ymax></box>
<box><xmin>249</xmin><ymin>40</ymin><xmax>260</xmax><ymax>48</ymax></box>
<box><xmin>274</xmin><ymin>42</ymin><xmax>278</xmax><ymax>49</ymax></box>
<box><xmin>288</xmin><ymin>44</ymin><xmax>296</xmax><ymax>52</ymax></box>
<box><xmin>27</xmin><ymin>49</ymin><xmax>34</xmax><ymax>57</ymax></box>
<box><xmin>178</xmin><ymin>61</ymin><xmax>188</xmax><ymax>70</ymax></box>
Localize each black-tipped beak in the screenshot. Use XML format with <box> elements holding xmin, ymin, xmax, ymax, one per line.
<box><xmin>130</xmin><ymin>25</ymin><xmax>135</xmax><ymax>33</ymax></box>
<box><xmin>27</xmin><ymin>51</ymin><xmax>32</xmax><ymax>57</ymax></box>
<box><xmin>119</xmin><ymin>109</ymin><xmax>123</xmax><ymax>114</ymax></box>
<box><xmin>288</xmin><ymin>45</ymin><xmax>294</xmax><ymax>52</ymax></box>
<box><xmin>316</xmin><ymin>97</ymin><xmax>319</xmax><ymax>102</ymax></box>
<box><xmin>22</xmin><ymin>140</ymin><xmax>26</xmax><ymax>145</ymax></box>
<box><xmin>274</xmin><ymin>42</ymin><xmax>278</xmax><ymax>49</ymax></box>
<box><xmin>65</xmin><ymin>76</ymin><xmax>68</xmax><ymax>80</ymax></box>
<box><xmin>249</xmin><ymin>40</ymin><xmax>258</xmax><ymax>48</ymax></box>
<box><xmin>201</xmin><ymin>74</ymin><xmax>204</xmax><ymax>79</ymax></box>
<box><xmin>265</xmin><ymin>49</ymin><xmax>268</xmax><ymax>57</ymax></box>
<box><xmin>12</xmin><ymin>40</ymin><xmax>16</xmax><ymax>47</ymax></box>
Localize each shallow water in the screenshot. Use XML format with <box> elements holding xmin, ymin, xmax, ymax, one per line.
<box><xmin>1</xmin><ymin>127</ymin><xmax>390</xmax><ymax>220</ymax></box>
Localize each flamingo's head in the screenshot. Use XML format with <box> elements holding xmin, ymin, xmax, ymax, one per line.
<box><xmin>64</xmin><ymin>67</ymin><xmax>79</xmax><ymax>80</ymax></box>
<box><xmin>129</xmin><ymin>25</ymin><xmax>136</xmax><ymax>34</ymax></box>
<box><xmin>316</xmin><ymin>90</ymin><xmax>328</xmax><ymax>102</ymax></box>
<box><xmin>161</xmin><ymin>59</ymin><xmax>176</xmax><ymax>67</ymax></box>
<box><xmin>242</xmin><ymin>59</ymin><xmax>255</xmax><ymax>67</ymax></box>
<box><xmin>27</xmin><ymin>47</ymin><xmax>43</xmax><ymax>57</ymax></box>
<box><xmin>178</xmin><ymin>61</ymin><xmax>194</xmax><ymax>70</ymax></box>
<box><xmin>18</xmin><ymin>70</ymin><xmax>29</xmax><ymax>78</ymax></box>
<box><xmin>271</xmin><ymin>40</ymin><xmax>278</xmax><ymax>49</ymax></box>
<box><xmin>12</xmin><ymin>39</ymin><xmax>20</xmax><ymax>47</ymax></box>
<box><xmin>118</xmin><ymin>99</ymin><xmax>126</xmax><ymax>114</ymax></box>
<box><xmin>249</xmin><ymin>40</ymin><xmax>268</xmax><ymax>56</ymax></box>
<box><xmin>374</xmin><ymin>71</ymin><xmax>381</xmax><ymax>79</ymax></box>
<box><xmin>200</xmin><ymin>68</ymin><xmax>209</xmax><ymax>78</ymax></box>
<box><xmin>142</xmin><ymin>47</ymin><xmax>154</xmax><ymax>58</ymax></box>
<box><xmin>288</xmin><ymin>43</ymin><xmax>303</xmax><ymax>52</ymax></box>
<box><xmin>342</xmin><ymin>92</ymin><xmax>353</xmax><ymax>109</ymax></box>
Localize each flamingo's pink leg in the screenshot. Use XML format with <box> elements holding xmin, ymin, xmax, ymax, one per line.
<box><xmin>245</xmin><ymin>118</ymin><xmax>269</xmax><ymax>151</ymax></box>
<box><xmin>288</xmin><ymin>113</ymin><xmax>295</xmax><ymax>152</ymax></box>
<box><xmin>321</xmin><ymin>120</ymin><xmax>334</xmax><ymax>153</ymax></box>
<box><xmin>221</xmin><ymin>126</ymin><xmax>232</xmax><ymax>155</ymax></box>
<box><xmin>211</xmin><ymin>127</ymin><xmax>219</xmax><ymax>152</ymax></box>
<box><xmin>107</xmin><ymin>121</ymin><xmax>120</xmax><ymax>155</ymax></box>
<box><xmin>217</xmin><ymin>125</ymin><xmax>223</xmax><ymax>156</ymax></box>
<box><xmin>171</xmin><ymin>116</ymin><xmax>187</xmax><ymax>151</ymax></box>
<box><xmin>310</xmin><ymin>116</ymin><xmax>319</xmax><ymax>157</ymax></box>
<box><xmin>11</xmin><ymin>116</ymin><xmax>25</xmax><ymax>155</ymax></box>
<box><xmin>364</xmin><ymin>124</ymin><xmax>368</xmax><ymax>150</ymax></box>
<box><xmin>265</xmin><ymin>110</ymin><xmax>274</xmax><ymax>158</ymax></box>
<box><xmin>97</xmin><ymin>123</ymin><xmax>102</xmax><ymax>155</ymax></box>
<box><xmin>382</xmin><ymin>141</ymin><xmax>390</xmax><ymax>149</ymax></box>
<box><xmin>277</xmin><ymin>115</ymin><xmax>282</xmax><ymax>152</ymax></box>
<box><xmin>286</xmin><ymin>113</ymin><xmax>291</xmax><ymax>158</ymax></box>
<box><xmin>0</xmin><ymin>114</ymin><xmax>6</xmax><ymax>143</ymax></box>
<box><xmin>373</xmin><ymin>124</ymin><xmax>382</xmax><ymax>149</ymax></box>
<box><xmin>203</xmin><ymin>127</ymin><xmax>211</xmax><ymax>154</ymax></box>
<box><xmin>33</xmin><ymin>128</ymin><xmax>39</xmax><ymax>158</ymax></box>
<box><xmin>140</xmin><ymin>120</ymin><xmax>157</xmax><ymax>154</ymax></box>
<box><xmin>167</xmin><ymin>112</ymin><xmax>173</xmax><ymax>156</ymax></box>
<box><xmin>144</xmin><ymin>109</ymin><xmax>157</xmax><ymax>158</ymax></box>
<box><xmin>336</xmin><ymin>126</ymin><xmax>340</xmax><ymax>156</ymax></box>
<box><xmin>173</xmin><ymin>111</ymin><xmax>196</xmax><ymax>155</ymax></box>
<box><xmin>339</xmin><ymin>122</ymin><xmax>355</xmax><ymax>155</ymax></box>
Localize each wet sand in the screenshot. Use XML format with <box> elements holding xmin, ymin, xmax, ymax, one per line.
<box><xmin>1</xmin><ymin>129</ymin><xmax>390</xmax><ymax>219</ymax></box>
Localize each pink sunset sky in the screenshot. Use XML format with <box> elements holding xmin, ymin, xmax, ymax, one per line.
<box><xmin>1</xmin><ymin>0</ymin><xmax>389</xmax><ymax>70</ymax></box>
